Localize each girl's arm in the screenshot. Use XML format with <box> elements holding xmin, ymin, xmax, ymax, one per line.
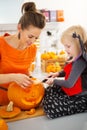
<box><xmin>53</xmin><ymin>57</ymin><xmax>86</xmax><ymax>88</ymax></box>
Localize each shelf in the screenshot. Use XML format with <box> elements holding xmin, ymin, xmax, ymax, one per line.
<box><xmin>44</xmin><ymin>22</ymin><xmax>65</xmax><ymax>31</ymax></box>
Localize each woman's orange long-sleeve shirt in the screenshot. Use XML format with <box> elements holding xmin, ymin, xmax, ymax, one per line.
<box><xmin>0</xmin><ymin>36</ymin><xmax>37</xmax><ymax>74</ymax></box>
<box><xmin>0</xmin><ymin>36</ymin><xmax>37</xmax><ymax>105</ymax></box>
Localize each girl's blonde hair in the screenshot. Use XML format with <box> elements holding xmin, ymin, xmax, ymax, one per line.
<box><xmin>61</xmin><ymin>25</ymin><xmax>87</xmax><ymax>51</ymax></box>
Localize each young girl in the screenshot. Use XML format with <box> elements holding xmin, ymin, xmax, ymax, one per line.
<box><xmin>42</xmin><ymin>25</ymin><xmax>87</xmax><ymax>119</ymax></box>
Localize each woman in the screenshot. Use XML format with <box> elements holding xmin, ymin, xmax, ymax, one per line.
<box><xmin>42</xmin><ymin>25</ymin><xmax>87</xmax><ymax>119</ymax></box>
<box><xmin>0</xmin><ymin>2</ymin><xmax>46</xmax><ymax>105</ymax></box>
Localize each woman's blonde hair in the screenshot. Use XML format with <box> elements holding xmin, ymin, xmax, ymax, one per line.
<box><xmin>61</xmin><ymin>25</ymin><xmax>87</xmax><ymax>51</ymax></box>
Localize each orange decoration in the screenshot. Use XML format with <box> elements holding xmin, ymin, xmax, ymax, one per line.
<box><xmin>0</xmin><ymin>119</ymin><xmax>8</xmax><ymax>130</ymax></box>
<box><xmin>56</xmin><ymin>10</ymin><xmax>64</xmax><ymax>22</ymax></box>
<box><xmin>26</xmin><ymin>108</ymin><xmax>36</xmax><ymax>115</ymax></box>
<box><xmin>8</xmin><ymin>78</ymin><xmax>45</xmax><ymax>110</ymax></box>
<box><xmin>0</xmin><ymin>106</ymin><xmax>21</xmax><ymax>119</ymax></box>
<box><xmin>30</xmin><ymin>62</ymin><xmax>35</xmax><ymax>72</ymax></box>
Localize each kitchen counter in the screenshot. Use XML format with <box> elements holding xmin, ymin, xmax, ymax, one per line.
<box><xmin>7</xmin><ymin>113</ymin><xmax>87</xmax><ymax>130</ymax></box>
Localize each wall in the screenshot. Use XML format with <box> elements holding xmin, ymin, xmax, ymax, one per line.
<box><xmin>26</xmin><ymin>0</ymin><xmax>87</xmax><ymax>51</ymax></box>
<box><xmin>0</xmin><ymin>0</ymin><xmax>23</xmax><ymax>24</ymax></box>
<box><xmin>0</xmin><ymin>0</ymin><xmax>23</xmax><ymax>35</ymax></box>
<box><xmin>26</xmin><ymin>0</ymin><xmax>87</xmax><ymax>29</ymax></box>
<box><xmin>0</xmin><ymin>0</ymin><xmax>87</xmax><ymax>29</ymax></box>
<box><xmin>0</xmin><ymin>0</ymin><xmax>87</xmax><ymax>51</ymax></box>
<box><xmin>0</xmin><ymin>0</ymin><xmax>87</xmax><ymax>30</ymax></box>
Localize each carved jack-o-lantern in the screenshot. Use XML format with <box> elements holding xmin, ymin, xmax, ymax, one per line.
<box><xmin>7</xmin><ymin>78</ymin><xmax>45</xmax><ymax>110</ymax></box>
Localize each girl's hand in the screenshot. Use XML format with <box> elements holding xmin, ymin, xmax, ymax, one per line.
<box><xmin>45</xmin><ymin>77</ymin><xmax>54</xmax><ymax>85</ymax></box>
<box><xmin>42</xmin><ymin>72</ymin><xmax>59</xmax><ymax>83</ymax></box>
<box><xmin>10</xmin><ymin>73</ymin><xmax>33</xmax><ymax>88</ymax></box>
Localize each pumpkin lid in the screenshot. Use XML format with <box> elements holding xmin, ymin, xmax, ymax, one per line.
<box><xmin>0</xmin><ymin>101</ymin><xmax>21</xmax><ymax>119</ymax></box>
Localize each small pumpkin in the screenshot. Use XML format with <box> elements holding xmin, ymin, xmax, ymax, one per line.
<box><xmin>8</xmin><ymin>78</ymin><xmax>45</xmax><ymax>110</ymax></box>
<box><xmin>0</xmin><ymin>119</ymin><xmax>8</xmax><ymax>130</ymax></box>
<box><xmin>0</xmin><ymin>101</ymin><xmax>21</xmax><ymax>119</ymax></box>
<box><xmin>26</xmin><ymin>108</ymin><xmax>36</xmax><ymax>115</ymax></box>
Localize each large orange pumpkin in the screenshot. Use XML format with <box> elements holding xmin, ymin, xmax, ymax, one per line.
<box><xmin>7</xmin><ymin>78</ymin><xmax>45</xmax><ymax>110</ymax></box>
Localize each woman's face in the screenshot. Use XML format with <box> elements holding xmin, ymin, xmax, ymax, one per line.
<box><xmin>18</xmin><ymin>25</ymin><xmax>42</xmax><ymax>48</ymax></box>
<box><xmin>63</xmin><ymin>37</ymin><xmax>81</xmax><ymax>60</ymax></box>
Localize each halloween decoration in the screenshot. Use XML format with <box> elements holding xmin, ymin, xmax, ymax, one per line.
<box><xmin>26</xmin><ymin>108</ymin><xmax>36</xmax><ymax>115</ymax></box>
<box><xmin>0</xmin><ymin>101</ymin><xmax>21</xmax><ymax>119</ymax></box>
<box><xmin>8</xmin><ymin>78</ymin><xmax>45</xmax><ymax>110</ymax></box>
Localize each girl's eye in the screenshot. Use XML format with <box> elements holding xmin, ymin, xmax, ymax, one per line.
<box><xmin>66</xmin><ymin>45</ymin><xmax>70</xmax><ymax>48</ymax></box>
<box><xmin>35</xmin><ymin>37</ymin><xmax>38</xmax><ymax>40</ymax></box>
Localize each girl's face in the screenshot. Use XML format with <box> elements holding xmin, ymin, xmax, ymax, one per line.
<box><xmin>18</xmin><ymin>24</ymin><xmax>42</xmax><ymax>48</ymax></box>
<box><xmin>63</xmin><ymin>37</ymin><xmax>81</xmax><ymax>60</ymax></box>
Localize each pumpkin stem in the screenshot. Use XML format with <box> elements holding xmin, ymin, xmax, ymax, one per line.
<box><xmin>6</xmin><ymin>101</ymin><xmax>14</xmax><ymax>112</ymax></box>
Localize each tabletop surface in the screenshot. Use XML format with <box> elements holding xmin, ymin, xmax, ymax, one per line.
<box><xmin>8</xmin><ymin>113</ymin><xmax>87</xmax><ymax>130</ymax></box>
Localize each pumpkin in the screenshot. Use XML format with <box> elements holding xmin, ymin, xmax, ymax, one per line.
<box><xmin>0</xmin><ymin>88</ymin><xmax>9</xmax><ymax>106</ymax></box>
<box><xmin>0</xmin><ymin>101</ymin><xmax>21</xmax><ymax>119</ymax></box>
<box><xmin>26</xmin><ymin>108</ymin><xmax>36</xmax><ymax>115</ymax></box>
<box><xmin>7</xmin><ymin>78</ymin><xmax>45</xmax><ymax>110</ymax></box>
<box><xmin>41</xmin><ymin>51</ymin><xmax>58</xmax><ymax>60</ymax></box>
<box><xmin>0</xmin><ymin>119</ymin><xmax>8</xmax><ymax>130</ymax></box>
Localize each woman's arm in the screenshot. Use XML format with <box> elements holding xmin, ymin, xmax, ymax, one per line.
<box><xmin>0</xmin><ymin>74</ymin><xmax>13</xmax><ymax>84</ymax></box>
<box><xmin>0</xmin><ymin>73</ymin><xmax>33</xmax><ymax>88</ymax></box>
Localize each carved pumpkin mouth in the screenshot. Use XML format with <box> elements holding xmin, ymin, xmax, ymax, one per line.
<box><xmin>24</xmin><ymin>96</ymin><xmax>38</xmax><ymax>102</ymax></box>
<box><xmin>21</xmin><ymin>99</ymin><xmax>36</xmax><ymax>106</ymax></box>
<box><xmin>21</xmin><ymin>96</ymin><xmax>42</xmax><ymax>108</ymax></box>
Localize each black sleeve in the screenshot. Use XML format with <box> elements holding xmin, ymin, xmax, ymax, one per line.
<box><xmin>53</xmin><ymin>57</ymin><xmax>86</xmax><ymax>88</ymax></box>
<box><xmin>58</xmin><ymin>70</ymin><xmax>66</xmax><ymax>77</ymax></box>
<box><xmin>82</xmin><ymin>51</ymin><xmax>87</xmax><ymax>62</ymax></box>
<box><xmin>79</xmin><ymin>37</ymin><xmax>87</xmax><ymax>61</ymax></box>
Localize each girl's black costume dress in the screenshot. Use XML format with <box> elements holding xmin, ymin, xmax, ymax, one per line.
<box><xmin>42</xmin><ymin>55</ymin><xmax>87</xmax><ymax>119</ymax></box>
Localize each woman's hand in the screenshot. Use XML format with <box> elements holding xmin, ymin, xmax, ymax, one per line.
<box><xmin>10</xmin><ymin>73</ymin><xmax>33</xmax><ymax>88</ymax></box>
